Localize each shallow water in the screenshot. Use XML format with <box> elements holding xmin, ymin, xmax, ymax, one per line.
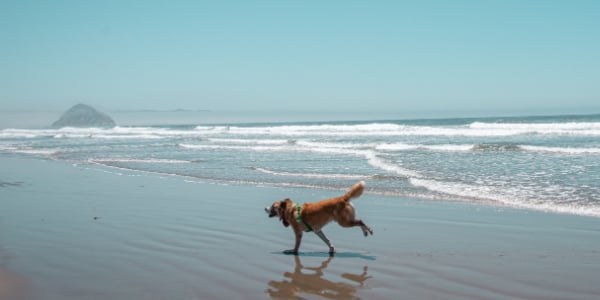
<box><xmin>1</xmin><ymin>113</ymin><xmax>599</xmax><ymax>217</ymax></box>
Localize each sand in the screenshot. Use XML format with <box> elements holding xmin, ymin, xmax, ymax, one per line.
<box><xmin>1</xmin><ymin>157</ymin><xmax>600</xmax><ymax>299</ymax></box>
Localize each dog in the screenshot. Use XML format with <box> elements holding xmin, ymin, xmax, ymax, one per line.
<box><xmin>265</xmin><ymin>181</ymin><xmax>373</xmax><ymax>254</ymax></box>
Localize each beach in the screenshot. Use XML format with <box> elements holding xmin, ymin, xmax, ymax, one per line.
<box><xmin>1</xmin><ymin>156</ymin><xmax>599</xmax><ymax>299</ymax></box>
<box><xmin>4</xmin><ymin>0</ymin><xmax>600</xmax><ymax>297</ymax></box>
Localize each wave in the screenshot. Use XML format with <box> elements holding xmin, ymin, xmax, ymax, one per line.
<box><xmin>4</xmin><ymin>120</ymin><xmax>600</xmax><ymax>140</ymax></box>
<box><xmin>249</xmin><ymin>167</ymin><xmax>367</xmax><ymax>180</ymax></box>
<box><xmin>206</xmin><ymin>138</ymin><xmax>295</xmax><ymax>145</ymax></box>
<box><xmin>89</xmin><ymin>158</ymin><xmax>192</xmax><ymax>164</ymax></box>
<box><xmin>0</xmin><ymin>127</ymin><xmax>201</xmax><ymax>140</ymax></box>
<box><xmin>471</xmin><ymin>143</ymin><xmax>600</xmax><ymax>155</ymax></box>
<box><xmin>376</xmin><ymin>142</ymin><xmax>600</xmax><ymax>155</ymax></box>
<box><xmin>180</xmin><ymin>143</ymin><xmax>422</xmax><ymax>178</ymax></box>
<box><xmin>0</xmin><ymin>144</ymin><xmax>59</xmax><ymax>156</ymax></box>
<box><xmin>470</xmin><ymin>121</ymin><xmax>600</xmax><ymax>130</ymax></box>
<box><xmin>469</xmin><ymin>121</ymin><xmax>600</xmax><ymax>136</ymax></box>
<box><xmin>409</xmin><ymin>178</ymin><xmax>600</xmax><ymax>217</ymax></box>
<box><xmin>9</xmin><ymin>148</ymin><xmax>59</xmax><ymax>156</ymax></box>
<box><xmin>194</xmin><ymin>123</ymin><xmax>404</xmax><ymax>135</ymax></box>
<box><xmin>188</xmin><ymin>140</ymin><xmax>464</xmax><ymax>154</ymax></box>
<box><xmin>193</xmin><ymin>123</ymin><xmax>472</xmax><ymax>137</ymax></box>
<box><xmin>179</xmin><ymin>143</ymin><xmax>288</xmax><ymax>153</ymax></box>
<box><xmin>179</xmin><ymin>142</ymin><xmax>371</xmax><ymax>156</ymax></box>
<box><xmin>376</xmin><ymin>143</ymin><xmax>473</xmax><ymax>152</ymax></box>
<box><xmin>364</xmin><ymin>151</ymin><xmax>422</xmax><ymax>178</ymax></box>
<box><xmin>193</xmin><ymin>121</ymin><xmax>600</xmax><ymax>137</ymax></box>
<box><xmin>84</xmin><ymin>160</ymin><xmax>356</xmax><ymax>194</ymax></box>
<box><xmin>296</xmin><ymin>140</ymin><xmax>377</xmax><ymax>150</ymax></box>
<box><xmin>471</xmin><ymin>143</ymin><xmax>522</xmax><ymax>152</ymax></box>
<box><xmin>520</xmin><ymin>145</ymin><xmax>600</xmax><ymax>155</ymax></box>
<box><xmin>56</xmin><ymin>133</ymin><xmax>165</xmax><ymax>140</ymax></box>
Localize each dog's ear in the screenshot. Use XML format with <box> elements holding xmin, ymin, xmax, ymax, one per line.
<box><xmin>279</xmin><ymin>199</ymin><xmax>290</xmax><ymax>227</ymax></box>
<box><xmin>278</xmin><ymin>199</ymin><xmax>291</xmax><ymax>216</ymax></box>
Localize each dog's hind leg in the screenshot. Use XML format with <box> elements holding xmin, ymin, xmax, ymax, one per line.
<box><xmin>314</xmin><ymin>230</ymin><xmax>335</xmax><ymax>254</ymax></box>
<box><xmin>339</xmin><ymin>219</ymin><xmax>374</xmax><ymax>237</ymax></box>
<box><xmin>335</xmin><ymin>203</ymin><xmax>373</xmax><ymax>237</ymax></box>
<box><xmin>358</xmin><ymin>220</ymin><xmax>374</xmax><ymax>236</ymax></box>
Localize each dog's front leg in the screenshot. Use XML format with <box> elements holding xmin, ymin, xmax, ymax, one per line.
<box><xmin>314</xmin><ymin>230</ymin><xmax>335</xmax><ymax>254</ymax></box>
<box><xmin>284</xmin><ymin>230</ymin><xmax>302</xmax><ymax>255</ymax></box>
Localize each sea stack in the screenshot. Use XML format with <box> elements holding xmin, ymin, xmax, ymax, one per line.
<box><xmin>51</xmin><ymin>104</ymin><xmax>116</xmax><ymax>128</ymax></box>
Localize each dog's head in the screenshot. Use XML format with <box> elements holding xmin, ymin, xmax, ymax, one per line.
<box><xmin>265</xmin><ymin>199</ymin><xmax>292</xmax><ymax>227</ymax></box>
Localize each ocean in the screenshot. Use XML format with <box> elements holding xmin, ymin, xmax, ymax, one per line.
<box><xmin>2</xmin><ymin>113</ymin><xmax>599</xmax><ymax>217</ymax></box>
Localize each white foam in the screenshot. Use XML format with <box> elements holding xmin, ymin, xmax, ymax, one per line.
<box><xmin>0</xmin><ymin>129</ymin><xmax>52</xmax><ymax>138</ymax></box>
<box><xmin>206</xmin><ymin>138</ymin><xmax>293</xmax><ymax>145</ymax></box>
<box><xmin>364</xmin><ymin>151</ymin><xmax>422</xmax><ymax>178</ymax></box>
<box><xmin>194</xmin><ymin>122</ymin><xmax>600</xmax><ymax>137</ymax></box>
<box><xmin>0</xmin><ymin>144</ymin><xmax>18</xmax><ymax>151</ymax></box>
<box><xmin>469</xmin><ymin>121</ymin><xmax>600</xmax><ymax>136</ymax></box>
<box><xmin>89</xmin><ymin>158</ymin><xmax>191</xmax><ymax>164</ymax></box>
<box><xmin>92</xmin><ymin>134</ymin><xmax>165</xmax><ymax>140</ymax></box>
<box><xmin>410</xmin><ymin>178</ymin><xmax>600</xmax><ymax>218</ymax></box>
<box><xmin>375</xmin><ymin>142</ymin><xmax>600</xmax><ymax>155</ymax></box>
<box><xmin>251</xmin><ymin>167</ymin><xmax>366</xmax><ymax>180</ymax></box>
<box><xmin>520</xmin><ymin>145</ymin><xmax>600</xmax><ymax>155</ymax></box>
<box><xmin>376</xmin><ymin>143</ymin><xmax>473</xmax><ymax>152</ymax></box>
<box><xmin>12</xmin><ymin>148</ymin><xmax>58</xmax><ymax>156</ymax></box>
<box><xmin>0</xmin><ymin>142</ymin><xmax>59</xmax><ymax>156</ymax></box>
<box><xmin>296</xmin><ymin>140</ymin><xmax>375</xmax><ymax>150</ymax></box>
<box><xmin>178</xmin><ymin>143</ymin><xmax>287</xmax><ymax>152</ymax></box>
<box><xmin>4</xmin><ymin>121</ymin><xmax>600</xmax><ymax>140</ymax></box>
<box><xmin>181</xmin><ymin>140</ymin><xmax>423</xmax><ymax>179</ymax></box>
<box><xmin>1</xmin><ymin>126</ymin><xmax>205</xmax><ymax>140</ymax></box>
<box><xmin>179</xmin><ymin>141</ymin><xmax>371</xmax><ymax>157</ymax></box>
<box><xmin>195</xmin><ymin>123</ymin><xmax>405</xmax><ymax>136</ymax></box>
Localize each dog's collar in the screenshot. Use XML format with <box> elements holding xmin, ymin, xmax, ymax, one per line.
<box><xmin>293</xmin><ymin>203</ymin><xmax>313</xmax><ymax>232</ymax></box>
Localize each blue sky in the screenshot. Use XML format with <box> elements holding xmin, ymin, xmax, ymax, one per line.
<box><xmin>1</xmin><ymin>0</ymin><xmax>599</xmax><ymax>116</ymax></box>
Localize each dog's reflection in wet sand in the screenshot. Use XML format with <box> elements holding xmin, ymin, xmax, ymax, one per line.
<box><xmin>266</xmin><ymin>255</ymin><xmax>371</xmax><ymax>299</ymax></box>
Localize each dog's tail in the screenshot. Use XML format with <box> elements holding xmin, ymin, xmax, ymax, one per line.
<box><xmin>344</xmin><ymin>181</ymin><xmax>365</xmax><ymax>201</ymax></box>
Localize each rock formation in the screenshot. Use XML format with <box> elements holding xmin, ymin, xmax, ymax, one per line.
<box><xmin>51</xmin><ymin>104</ymin><xmax>116</xmax><ymax>128</ymax></box>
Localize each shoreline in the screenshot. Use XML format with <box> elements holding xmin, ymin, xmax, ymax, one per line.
<box><xmin>89</xmin><ymin>157</ymin><xmax>600</xmax><ymax>219</ymax></box>
<box><xmin>2</xmin><ymin>156</ymin><xmax>600</xmax><ymax>299</ymax></box>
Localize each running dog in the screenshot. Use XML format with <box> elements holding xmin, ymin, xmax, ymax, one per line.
<box><xmin>265</xmin><ymin>181</ymin><xmax>373</xmax><ymax>254</ymax></box>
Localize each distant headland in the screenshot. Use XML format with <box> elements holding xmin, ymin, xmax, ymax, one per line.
<box><xmin>51</xmin><ymin>104</ymin><xmax>116</xmax><ymax>128</ymax></box>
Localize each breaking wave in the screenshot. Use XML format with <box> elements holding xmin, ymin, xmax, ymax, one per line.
<box><xmin>249</xmin><ymin>167</ymin><xmax>367</xmax><ymax>180</ymax></box>
<box><xmin>410</xmin><ymin>178</ymin><xmax>600</xmax><ymax>218</ymax></box>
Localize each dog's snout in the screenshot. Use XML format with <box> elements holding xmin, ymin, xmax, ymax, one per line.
<box><xmin>265</xmin><ymin>205</ymin><xmax>277</xmax><ymax>217</ymax></box>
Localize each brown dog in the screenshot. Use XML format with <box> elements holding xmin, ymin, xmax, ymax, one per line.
<box><xmin>265</xmin><ymin>181</ymin><xmax>373</xmax><ymax>254</ymax></box>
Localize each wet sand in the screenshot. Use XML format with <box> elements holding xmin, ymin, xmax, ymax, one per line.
<box><xmin>1</xmin><ymin>157</ymin><xmax>600</xmax><ymax>299</ymax></box>
<box><xmin>0</xmin><ymin>267</ymin><xmax>28</xmax><ymax>300</ymax></box>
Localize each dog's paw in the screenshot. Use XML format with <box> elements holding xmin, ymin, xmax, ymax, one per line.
<box><xmin>283</xmin><ymin>249</ymin><xmax>298</xmax><ymax>255</ymax></box>
<box><xmin>362</xmin><ymin>226</ymin><xmax>373</xmax><ymax>236</ymax></box>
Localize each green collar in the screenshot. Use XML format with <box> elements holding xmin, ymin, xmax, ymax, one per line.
<box><xmin>293</xmin><ymin>203</ymin><xmax>313</xmax><ymax>232</ymax></box>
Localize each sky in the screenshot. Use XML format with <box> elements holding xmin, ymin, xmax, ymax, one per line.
<box><xmin>1</xmin><ymin>0</ymin><xmax>599</xmax><ymax>117</ymax></box>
